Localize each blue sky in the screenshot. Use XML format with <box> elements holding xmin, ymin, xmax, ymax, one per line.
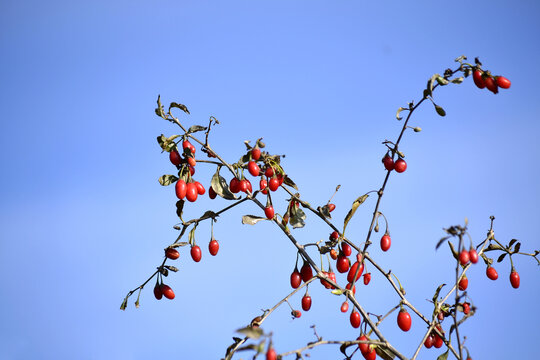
<box><xmin>1</xmin><ymin>1</ymin><xmax>539</xmax><ymax>359</ymax></box>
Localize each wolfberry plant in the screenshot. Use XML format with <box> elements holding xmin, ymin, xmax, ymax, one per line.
<box><xmin>121</xmin><ymin>56</ymin><xmax>538</xmax><ymax>360</ymax></box>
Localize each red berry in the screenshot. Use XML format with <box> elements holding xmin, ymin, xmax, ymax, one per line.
<box><xmin>230</xmin><ymin>177</ymin><xmax>240</xmax><ymax>193</ymax></box>
<box><xmin>209</xmin><ymin>186</ymin><xmax>217</xmax><ymax>199</ymax></box>
<box><xmin>469</xmin><ymin>248</ymin><xmax>478</xmax><ymax>264</ymax></box>
<box><xmin>330</xmin><ymin>249</ymin><xmax>338</xmax><ymax>260</ymax></box>
<box><xmin>433</xmin><ymin>334</ymin><xmax>443</xmax><ymax>348</ymax></box>
<box><xmin>380</xmin><ymin>234</ymin><xmax>391</xmax><ymax>252</ymax></box>
<box><xmin>458</xmin><ymin>275</ymin><xmax>468</xmax><ymax>291</ymax></box>
<box><xmin>189</xmin><ymin>165</ymin><xmax>195</xmax><ymax>176</ymax></box>
<box><xmin>238</xmin><ymin>179</ymin><xmax>248</xmax><ymax>193</ymax></box>
<box><xmin>341</xmin><ymin>242</ymin><xmax>352</xmax><ymax>257</ymax></box>
<box><xmin>363</xmin><ymin>273</ymin><xmax>371</xmax><ymax>285</ymax></box>
<box><xmin>320</xmin><ymin>272</ymin><xmax>333</xmax><ymax>289</ymax></box>
<box><xmin>473</xmin><ymin>70</ymin><xmax>486</xmax><ymax>89</ymax></box>
<box><xmin>265</xmin><ymin>205</ymin><xmax>274</xmax><ymax>219</ymax></box>
<box><xmin>340</xmin><ymin>301</ymin><xmax>349</xmax><ymax>313</ymax></box>
<box><xmin>182</xmin><ymin>140</ymin><xmax>196</xmax><ymax>154</ymax></box>
<box><xmin>290</xmin><ymin>269</ymin><xmax>301</xmax><ymax>289</ymax></box>
<box><xmin>190</xmin><ymin>245</ymin><xmax>202</xmax><ymax>262</ymax></box>
<box><xmin>459</xmin><ymin>249</ymin><xmax>470</xmax><ymax>265</ymax></box>
<box><xmin>301</xmin><ymin>295</ymin><xmax>312</xmax><ymax>311</ymax></box>
<box><xmin>346</xmin><ymin>282</ymin><xmax>356</xmax><ymax>295</ymax></box>
<box><xmin>292</xmin><ymin>310</ymin><xmax>301</xmax><ymax>318</ymax></box>
<box><xmin>424</xmin><ymin>335</ymin><xmax>434</xmax><ymax>348</ymax></box>
<box><xmin>169</xmin><ymin>150</ymin><xmax>182</xmax><ymax>166</ymax></box>
<box><xmin>268</xmin><ymin>177</ymin><xmax>280</xmax><ymax>191</ymax></box>
<box><xmin>350</xmin><ymin>310</ymin><xmax>361</xmax><ymax>328</ymax></box>
<box><xmin>394</xmin><ymin>159</ymin><xmax>407</xmax><ymax>173</ymax></box>
<box><xmin>328</xmin><ymin>203</ymin><xmax>336</xmax><ymax>212</ymax></box>
<box><xmin>348</xmin><ymin>261</ymin><xmax>364</xmax><ymax>283</ymax></box>
<box><xmin>209</xmin><ymin>239</ymin><xmax>219</xmax><ymax>256</ymax></box>
<box><xmin>245</xmin><ymin>179</ymin><xmax>252</xmax><ymax>193</ymax></box>
<box><xmin>300</xmin><ymin>261</ymin><xmax>313</xmax><ymax>282</ymax></box>
<box><xmin>165</xmin><ymin>248</ymin><xmax>180</xmax><ymax>260</ymax></box>
<box><xmin>486</xmin><ymin>266</ymin><xmax>498</xmax><ymax>280</ymax></box>
<box><xmin>187</xmin><ymin>157</ymin><xmax>196</xmax><ymax>167</ymax></box>
<box><xmin>484</xmin><ymin>76</ymin><xmax>499</xmax><ymax>94</ymax></box>
<box><xmin>277</xmin><ymin>174</ymin><xmax>284</xmax><ymax>185</ymax></box>
<box><xmin>358</xmin><ymin>334</ymin><xmax>369</xmax><ymax>354</ymax></box>
<box><xmin>194</xmin><ymin>181</ymin><xmax>205</xmax><ymax>195</ymax></box>
<box><xmin>266</xmin><ymin>347</ymin><xmax>276</xmax><ymax>360</ymax></box>
<box><xmin>336</xmin><ymin>256</ymin><xmax>350</xmax><ymax>273</ymax></box>
<box><xmin>438</xmin><ymin>311</ymin><xmax>445</xmax><ymax>321</ymax></box>
<box><xmin>251</xmin><ymin>147</ymin><xmax>261</xmax><ymax>161</ymax></box>
<box><xmin>259</xmin><ymin>179</ymin><xmax>268</xmax><ymax>194</ymax></box>
<box><xmin>397</xmin><ymin>309</ymin><xmax>412</xmax><ymax>332</ymax></box>
<box><xmin>363</xmin><ymin>347</ymin><xmax>376</xmax><ymax>360</ymax></box>
<box><xmin>154</xmin><ymin>283</ymin><xmax>163</xmax><ymax>300</ymax></box>
<box><xmin>248</xmin><ymin>161</ymin><xmax>260</xmax><ymax>177</ymax></box>
<box><xmin>496</xmin><ymin>76</ymin><xmax>511</xmax><ymax>89</ymax></box>
<box><xmin>264</xmin><ymin>167</ymin><xmax>274</xmax><ymax>177</ymax></box>
<box><xmin>160</xmin><ymin>284</ymin><xmax>175</xmax><ymax>300</ymax></box>
<box><xmin>330</xmin><ymin>231</ymin><xmax>339</xmax><ymax>240</ymax></box>
<box><xmin>186</xmin><ymin>182</ymin><xmax>198</xmax><ymax>202</ymax></box>
<box><xmin>383</xmin><ymin>155</ymin><xmax>395</xmax><ymax>171</ymax></box>
<box><xmin>462</xmin><ymin>302</ymin><xmax>470</xmax><ymax>315</ymax></box>
<box><xmin>510</xmin><ymin>270</ymin><xmax>520</xmax><ymax>289</ymax></box>
<box><xmin>175</xmin><ymin>179</ymin><xmax>187</xmax><ymax>199</ymax></box>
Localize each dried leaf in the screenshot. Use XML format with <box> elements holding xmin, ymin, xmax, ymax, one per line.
<box><xmin>432</xmin><ymin>283</ymin><xmax>446</xmax><ymax>303</ymax></box>
<box><xmin>211</xmin><ymin>168</ymin><xmax>237</xmax><ymax>200</ymax></box>
<box><xmin>436</xmin><ymin>236</ymin><xmax>450</xmax><ymax>250</ymax></box>
<box><xmin>158</xmin><ymin>174</ymin><xmax>178</xmax><ymax>186</ymax></box>
<box><xmin>169</xmin><ymin>102</ymin><xmax>190</xmax><ymax>114</ymax></box>
<box><xmin>513</xmin><ymin>242</ymin><xmax>521</xmax><ymax>253</ymax></box>
<box><xmin>187</xmin><ymin>125</ymin><xmax>207</xmax><ymax>133</ymax></box>
<box><xmin>437</xmin><ymin>350</ymin><xmax>449</xmax><ymax>360</ymax></box>
<box><xmin>290</xmin><ymin>208</ymin><xmax>306</xmax><ymax>229</ymax></box>
<box><xmin>396</xmin><ymin>107</ymin><xmax>407</xmax><ymax>121</ymax></box>
<box><xmin>375</xmin><ymin>346</ymin><xmax>395</xmax><ymax>360</ymax></box>
<box><xmin>497</xmin><ymin>253</ymin><xmax>507</xmax><ymax>263</ymax></box>
<box><xmin>283</xmin><ymin>175</ymin><xmax>298</xmax><ymax>190</ymax></box>
<box><xmin>236</xmin><ymin>327</ymin><xmax>263</xmax><ymax>339</ymax></box>
<box><xmin>242</xmin><ymin>215</ymin><xmax>267</xmax><ymax>225</ymax></box>
<box><xmin>343</xmin><ymin>194</ymin><xmax>369</xmax><ymax>235</ymax></box>
<box><xmin>435</xmin><ymin>104</ymin><xmax>446</xmax><ymax>117</ymax></box>
<box><xmin>451</xmin><ymin>77</ymin><xmax>464</xmax><ymax>84</ymax></box>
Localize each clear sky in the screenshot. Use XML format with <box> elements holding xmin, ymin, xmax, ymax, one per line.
<box><xmin>1</xmin><ymin>1</ymin><xmax>539</xmax><ymax>359</ymax></box>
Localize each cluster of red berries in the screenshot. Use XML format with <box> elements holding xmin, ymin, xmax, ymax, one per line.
<box><xmin>423</xmin><ymin>324</ymin><xmax>445</xmax><ymax>349</ymax></box>
<box><xmin>472</xmin><ymin>69</ymin><xmax>511</xmax><ymax>94</ymax></box>
<box><xmin>382</xmin><ymin>155</ymin><xmax>407</xmax><ymax>173</ymax></box>
<box><xmin>357</xmin><ymin>334</ymin><xmax>377</xmax><ymax>360</ymax></box>
<box><xmin>458</xmin><ymin>246</ymin><xmax>520</xmax><ymax>289</ymax></box>
<box><xmin>172</xmin><ymin>140</ymin><xmax>206</xmax><ymax>202</ymax></box>
<box><xmin>153</xmin><ymin>282</ymin><xmax>175</xmax><ymax>300</ymax></box>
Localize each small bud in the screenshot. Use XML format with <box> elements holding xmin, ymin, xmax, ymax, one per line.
<box><xmin>413</xmin><ymin>127</ymin><xmax>422</xmax><ymax>132</ymax></box>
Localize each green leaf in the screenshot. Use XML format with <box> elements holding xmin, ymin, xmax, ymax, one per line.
<box><xmin>187</xmin><ymin>125</ymin><xmax>207</xmax><ymax>134</ymax></box>
<box><xmin>426</xmin><ymin>74</ymin><xmax>439</xmax><ymax>97</ymax></box>
<box><xmin>283</xmin><ymin>175</ymin><xmax>298</xmax><ymax>190</ymax></box>
<box><xmin>119</xmin><ymin>297</ymin><xmax>128</xmax><ymax>311</ymax></box>
<box><xmin>211</xmin><ymin>168</ymin><xmax>238</xmax><ymax>200</ymax></box>
<box><xmin>256</xmin><ymin>138</ymin><xmax>265</xmax><ymax>148</ymax></box>
<box><xmin>158</xmin><ymin>174</ymin><xmax>179</xmax><ymax>186</ymax></box>
<box><xmin>290</xmin><ymin>208</ymin><xmax>306</xmax><ymax>229</ymax></box>
<box><xmin>156</xmin><ymin>134</ymin><xmax>177</xmax><ymax>152</ymax></box>
<box><xmin>343</xmin><ymin>194</ymin><xmax>369</xmax><ymax>235</ymax></box>
<box><xmin>169</xmin><ymin>102</ymin><xmax>190</xmax><ymax>114</ymax></box>
<box><xmin>236</xmin><ymin>326</ymin><xmax>263</xmax><ymax>339</ymax></box>
<box><xmin>396</xmin><ymin>107</ymin><xmax>407</xmax><ymax>120</ymax></box>
<box><xmin>435</xmin><ymin>104</ymin><xmax>446</xmax><ymax>117</ymax></box>
<box><xmin>241</xmin><ymin>215</ymin><xmax>267</xmax><ymax>225</ymax></box>
<box><xmin>437</xmin><ymin>350</ymin><xmax>449</xmax><ymax>360</ymax></box>
<box><xmin>432</xmin><ymin>283</ymin><xmax>446</xmax><ymax>303</ymax></box>
<box><xmin>331</xmin><ymin>289</ymin><xmax>343</xmax><ymax>295</ymax></box>
<box><xmin>155</xmin><ymin>95</ymin><xmax>166</xmax><ymax>119</ymax></box>
<box><xmin>436</xmin><ymin>76</ymin><xmax>449</xmax><ymax>86</ymax></box>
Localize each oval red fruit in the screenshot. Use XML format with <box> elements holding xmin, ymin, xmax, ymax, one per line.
<box><xmin>496</xmin><ymin>76</ymin><xmax>511</xmax><ymax>89</ymax></box>
<box><xmin>209</xmin><ymin>239</ymin><xmax>219</xmax><ymax>256</ymax></box>
<box><xmin>301</xmin><ymin>295</ymin><xmax>312</xmax><ymax>311</ymax></box>
<box><xmin>348</xmin><ymin>261</ymin><xmax>364</xmax><ymax>283</ymax></box>
<box><xmin>486</xmin><ymin>266</ymin><xmax>498</xmax><ymax>280</ymax></box>
<box><xmin>189</xmin><ymin>165</ymin><xmax>195</xmax><ymax>176</ymax></box>
<box><xmin>363</xmin><ymin>347</ymin><xmax>376</xmax><ymax>360</ymax></box>
<box><xmin>194</xmin><ymin>181</ymin><xmax>205</xmax><ymax>195</ymax></box>
<box><xmin>209</xmin><ymin>186</ymin><xmax>217</xmax><ymax>199</ymax></box>
<box><xmin>397</xmin><ymin>309</ymin><xmax>412</xmax><ymax>331</ymax></box>
<box><xmin>268</xmin><ymin>177</ymin><xmax>280</xmax><ymax>191</ymax></box>
<box><xmin>433</xmin><ymin>334</ymin><xmax>443</xmax><ymax>348</ymax></box>
<box><xmin>363</xmin><ymin>273</ymin><xmax>371</xmax><ymax>285</ymax></box>
<box><xmin>175</xmin><ymin>179</ymin><xmax>187</xmax><ymax>199</ymax></box>
<box><xmin>469</xmin><ymin>248</ymin><xmax>478</xmax><ymax>264</ymax></box>
<box><xmin>186</xmin><ymin>182</ymin><xmax>198</xmax><ymax>202</ymax></box>
<box><xmin>358</xmin><ymin>334</ymin><xmax>369</xmax><ymax>354</ymax></box>
<box><xmin>265</xmin><ymin>206</ymin><xmax>274</xmax><ymax>219</ymax></box>
<box><xmin>458</xmin><ymin>275</ymin><xmax>468</xmax><ymax>291</ymax></box>
<box><xmin>380</xmin><ymin>234</ymin><xmax>391</xmax><ymax>252</ymax></box>
<box><xmin>510</xmin><ymin>270</ymin><xmax>520</xmax><ymax>289</ymax></box>
<box><xmin>462</xmin><ymin>302</ymin><xmax>470</xmax><ymax>315</ymax></box>
<box><xmin>245</xmin><ymin>179</ymin><xmax>252</xmax><ymax>193</ymax></box>
<box><xmin>259</xmin><ymin>179</ymin><xmax>268</xmax><ymax>194</ymax></box>
<box><xmin>248</xmin><ymin>161</ymin><xmax>260</xmax><ymax>177</ymax></box>
<box><xmin>265</xmin><ymin>167</ymin><xmax>274</xmax><ymax>177</ymax></box>
<box><xmin>187</xmin><ymin>157</ymin><xmax>196</xmax><ymax>167</ymax></box>
<box><xmin>330</xmin><ymin>249</ymin><xmax>338</xmax><ymax>260</ymax></box>
<box><xmin>459</xmin><ymin>249</ymin><xmax>470</xmax><ymax>265</ymax></box>
<box><xmin>169</xmin><ymin>150</ymin><xmax>182</xmax><ymax>166</ymax></box>
<box><xmin>238</xmin><ymin>179</ymin><xmax>248</xmax><ymax>193</ymax></box>
<box><xmin>346</xmin><ymin>282</ymin><xmax>356</xmax><ymax>295</ymax></box>
<box><xmin>383</xmin><ymin>155</ymin><xmax>395</xmax><ymax>171</ymax></box>
<box><xmin>336</xmin><ymin>256</ymin><xmax>350</xmax><ymax>273</ymax></box>
<box><xmin>300</xmin><ymin>262</ymin><xmax>313</xmax><ymax>282</ymax></box>
<box><xmin>292</xmin><ymin>310</ymin><xmax>301</xmax><ymax>318</ymax></box>
<box><xmin>230</xmin><ymin>177</ymin><xmax>240</xmax><ymax>193</ymax></box>
<box><xmin>341</xmin><ymin>242</ymin><xmax>352</xmax><ymax>257</ymax></box>
<box><xmin>328</xmin><ymin>203</ymin><xmax>336</xmax><ymax>212</ymax></box>
<box><xmin>473</xmin><ymin>70</ymin><xmax>486</xmax><ymax>89</ymax></box>
<box><xmin>424</xmin><ymin>335</ymin><xmax>434</xmax><ymax>349</ymax></box>
<box><xmin>154</xmin><ymin>283</ymin><xmax>163</xmax><ymax>300</ymax></box>
<box><xmin>484</xmin><ymin>76</ymin><xmax>499</xmax><ymax>94</ymax></box>
<box><xmin>190</xmin><ymin>245</ymin><xmax>202</xmax><ymax>262</ymax></box>
<box><xmin>160</xmin><ymin>284</ymin><xmax>175</xmax><ymax>300</ymax></box>
<box><xmin>350</xmin><ymin>310</ymin><xmax>361</xmax><ymax>328</ymax></box>
<box><xmin>330</xmin><ymin>231</ymin><xmax>339</xmax><ymax>240</ymax></box>
<box><xmin>290</xmin><ymin>270</ymin><xmax>301</xmax><ymax>289</ymax></box>
<box><xmin>165</xmin><ymin>248</ymin><xmax>180</xmax><ymax>260</ymax></box>
<box><xmin>266</xmin><ymin>347</ymin><xmax>276</xmax><ymax>360</ymax></box>
<box><xmin>340</xmin><ymin>301</ymin><xmax>349</xmax><ymax>313</ymax></box>
<box><xmin>251</xmin><ymin>147</ymin><xmax>261</xmax><ymax>161</ymax></box>
<box><xmin>182</xmin><ymin>140</ymin><xmax>196</xmax><ymax>154</ymax></box>
<box><xmin>394</xmin><ymin>158</ymin><xmax>407</xmax><ymax>173</ymax></box>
